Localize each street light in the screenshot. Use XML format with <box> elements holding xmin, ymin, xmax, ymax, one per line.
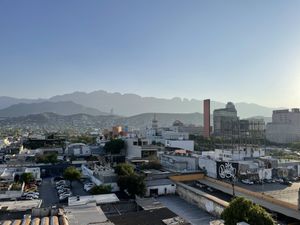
<box><xmin>231</xmin><ymin>176</ymin><xmax>237</xmax><ymax>198</ymax></box>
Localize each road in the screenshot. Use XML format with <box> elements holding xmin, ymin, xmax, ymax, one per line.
<box><xmin>158</xmin><ymin>196</ymin><xmax>216</xmax><ymax>225</ymax></box>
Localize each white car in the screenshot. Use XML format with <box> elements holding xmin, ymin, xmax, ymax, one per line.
<box><xmin>84</xmin><ymin>183</ymin><xmax>95</xmax><ymax>191</ymax></box>
<box><xmin>25</xmin><ymin>192</ymin><xmax>39</xmax><ymax>196</ymax></box>
<box><xmin>24</xmin><ymin>194</ymin><xmax>39</xmax><ymax>199</ymax></box>
<box><xmin>56</xmin><ymin>180</ymin><xmax>66</xmax><ymax>186</ymax></box>
<box><xmin>59</xmin><ymin>193</ymin><xmax>72</xmax><ymax>200</ymax></box>
<box><xmin>58</xmin><ymin>189</ymin><xmax>71</xmax><ymax>194</ymax></box>
<box><xmin>241</xmin><ymin>179</ymin><xmax>254</xmax><ymax>185</ymax></box>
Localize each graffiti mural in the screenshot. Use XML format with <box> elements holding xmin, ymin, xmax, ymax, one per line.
<box><xmin>217</xmin><ymin>161</ymin><xmax>239</xmax><ymax>180</ymax></box>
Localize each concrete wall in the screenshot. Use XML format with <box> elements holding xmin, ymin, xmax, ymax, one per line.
<box><xmin>176</xmin><ymin>182</ymin><xmax>228</xmax><ymax>217</ymax></box>
<box><xmin>146</xmin><ymin>184</ymin><xmax>176</xmax><ymax>197</ymax></box>
<box><xmin>165</xmin><ymin>140</ymin><xmax>194</xmax><ymax>151</ymax></box>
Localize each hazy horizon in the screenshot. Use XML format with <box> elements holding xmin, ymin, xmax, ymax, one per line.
<box><xmin>1</xmin><ymin>1</ymin><xmax>300</xmax><ymax>108</ymax></box>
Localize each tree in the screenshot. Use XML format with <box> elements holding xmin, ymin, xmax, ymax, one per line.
<box><xmin>140</xmin><ymin>161</ymin><xmax>162</xmax><ymax>170</ymax></box>
<box><xmin>21</xmin><ymin>173</ymin><xmax>35</xmax><ymax>184</ymax></box>
<box><xmin>36</xmin><ymin>153</ymin><xmax>58</xmax><ymax>164</ymax></box>
<box><xmin>221</xmin><ymin>197</ymin><xmax>275</xmax><ymax>225</ymax></box>
<box><xmin>89</xmin><ymin>185</ymin><xmax>112</xmax><ymax>195</ymax></box>
<box><xmin>104</xmin><ymin>139</ymin><xmax>125</xmax><ymax>154</ymax></box>
<box><xmin>118</xmin><ymin>174</ymin><xmax>146</xmax><ymax>197</ymax></box>
<box><xmin>115</xmin><ymin>163</ymin><xmax>135</xmax><ymax>176</ymax></box>
<box><xmin>63</xmin><ymin>166</ymin><xmax>81</xmax><ymax>187</ymax></box>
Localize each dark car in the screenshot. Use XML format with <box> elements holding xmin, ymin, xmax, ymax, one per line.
<box><xmin>54</xmin><ymin>176</ymin><xmax>64</xmax><ymax>182</ymax></box>
<box><xmin>281</xmin><ymin>180</ymin><xmax>292</xmax><ymax>186</ymax></box>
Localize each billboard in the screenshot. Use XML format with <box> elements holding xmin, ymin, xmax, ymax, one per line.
<box><xmin>216</xmin><ymin>161</ymin><xmax>239</xmax><ymax>180</ymax></box>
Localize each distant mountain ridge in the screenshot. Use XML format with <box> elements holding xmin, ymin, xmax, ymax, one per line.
<box><xmin>0</xmin><ymin>112</ymin><xmax>202</xmax><ymax>131</ymax></box>
<box><xmin>0</xmin><ymin>90</ymin><xmax>280</xmax><ymax>118</ymax></box>
<box><xmin>0</xmin><ymin>101</ymin><xmax>107</xmax><ymax>117</ymax></box>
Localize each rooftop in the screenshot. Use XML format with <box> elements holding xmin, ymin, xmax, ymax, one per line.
<box><xmin>146</xmin><ymin>179</ymin><xmax>175</xmax><ymax>187</ymax></box>
<box><xmin>68</xmin><ymin>194</ymin><xmax>119</xmax><ymax>206</ymax></box>
<box><xmin>109</xmin><ymin>207</ymin><xmax>190</xmax><ymax>225</ymax></box>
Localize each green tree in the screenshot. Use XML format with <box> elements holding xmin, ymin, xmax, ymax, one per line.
<box><xmin>63</xmin><ymin>166</ymin><xmax>81</xmax><ymax>187</ymax></box>
<box><xmin>118</xmin><ymin>174</ymin><xmax>146</xmax><ymax>197</ymax></box>
<box><xmin>104</xmin><ymin>139</ymin><xmax>125</xmax><ymax>154</ymax></box>
<box><xmin>115</xmin><ymin>163</ymin><xmax>135</xmax><ymax>176</ymax></box>
<box><xmin>89</xmin><ymin>185</ymin><xmax>112</xmax><ymax>195</ymax></box>
<box><xmin>21</xmin><ymin>173</ymin><xmax>35</xmax><ymax>184</ymax></box>
<box><xmin>140</xmin><ymin>160</ymin><xmax>162</xmax><ymax>170</ymax></box>
<box><xmin>221</xmin><ymin>197</ymin><xmax>275</xmax><ymax>225</ymax></box>
<box><xmin>36</xmin><ymin>153</ymin><xmax>58</xmax><ymax>164</ymax></box>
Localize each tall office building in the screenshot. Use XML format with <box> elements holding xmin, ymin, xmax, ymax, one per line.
<box><xmin>266</xmin><ymin>109</ymin><xmax>300</xmax><ymax>143</ymax></box>
<box><xmin>203</xmin><ymin>99</ymin><xmax>211</xmax><ymax>138</ymax></box>
<box><xmin>213</xmin><ymin>102</ymin><xmax>239</xmax><ymax>138</ymax></box>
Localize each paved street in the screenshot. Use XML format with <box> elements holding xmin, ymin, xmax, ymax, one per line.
<box><xmin>39</xmin><ymin>177</ymin><xmax>59</xmax><ymax>207</ymax></box>
<box><xmin>158</xmin><ymin>196</ymin><xmax>215</xmax><ymax>225</ymax></box>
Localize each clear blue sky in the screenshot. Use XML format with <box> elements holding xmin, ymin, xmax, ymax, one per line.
<box><xmin>1</xmin><ymin>0</ymin><xmax>300</xmax><ymax>107</ymax></box>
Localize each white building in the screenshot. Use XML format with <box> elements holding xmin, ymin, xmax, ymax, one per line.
<box><xmin>24</xmin><ymin>167</ymin><xmax>41</xmax><ymax>180</ymax></box>
<box><xmin>145</xmin><ymin>179</ymin><xmax>176</xmax><ymax>197</ymax></box>
<box><xmin>125</xmin><ymin>138</ymin><xmax>158</xmax><ymax>160</ymax></box>
<box><xmin>266</xmin><ymin>109</ymin><xmax>300</xmax><ymax>143</ymax></box>
<box><xmin>66</xmin><ymin>143</ymin><xmax>91</xmax><ymax>156</ymax></box>
<box><xmin>81</xmin><ymin>164</ymin><xmax>119</xmax><ymax>192</ymax></box>
<box><xmin>213</xmin><ymin>147</ymin><xmax>265</xmax><ymax>161</ymax></box>
<box><xmin>160</xmin><ymin>151</ymin><xmax>199</xmax><ymax>172</ymax></box>
<box><xmin>165</xmin><ymin>140</ymin><xmax>194</xmax><ymax>151</ymax></box>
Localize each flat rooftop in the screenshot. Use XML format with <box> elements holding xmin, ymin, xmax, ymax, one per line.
<box><xmin>0</xmin><ymin>199</ymin><xmax>42</xmax><ymax>211</ymax></box>
<box><xmin>65</xmin><ymin>203</ymin><xmax>114</xmax><ymax>225</ymax></box>
<box><xmin>68</xmin><ymin>194</ymin><xmax>119</xmax><ymax>206</ymax></box>
<box><xmin>110</xmin><ymin>207</ymin><xmax>190</xmax><ymax>225</ymax></box>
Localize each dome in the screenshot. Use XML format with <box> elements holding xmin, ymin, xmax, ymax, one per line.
<box><xmin>173</xmin><ymin>120</ymin><xmax>184</xmax><ymax>127</ymax></box>
<box><xmin>226</xmin><ymin>102</ymin><xmax>236</xmax><ymax>109</ymax></box>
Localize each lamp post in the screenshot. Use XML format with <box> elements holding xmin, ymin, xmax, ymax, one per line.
<box><xmin>231</xmin><ymin>177</ymin><xmax>236</xmax><ymax>198</ymax></box>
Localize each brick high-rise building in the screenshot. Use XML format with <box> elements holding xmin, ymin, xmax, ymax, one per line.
<box><xmin>203</xmin><ymin>99</ymin><xmax>211</xmax><ymax>138</ymax></box>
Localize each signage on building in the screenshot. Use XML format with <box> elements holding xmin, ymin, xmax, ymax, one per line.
<box><xmin>216</xmin><ymin>161</ymin><xmax>238</xmax><ymax>180</ymax></box>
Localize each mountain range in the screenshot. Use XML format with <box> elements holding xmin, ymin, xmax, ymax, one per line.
<box><xmin>0</xmin><ymin>112</ymin><xmax>203</xmax><ymax>131</ymax></box>
<box><xmin>0</xmin><ymin>90</ymin><xmax>279</xmax><ymax>118</ymax></box>
<box><xmin>0</xmin><ymin>101</ymin><xmax>107</xmax><ymax>117</ymax></box>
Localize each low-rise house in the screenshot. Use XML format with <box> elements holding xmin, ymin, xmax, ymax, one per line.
<box><xmin>160</xmin><ymin>151</ymin><xmax>200</xmax><ymax>172</ymax></box>
<box><xmin>125</xmin><ymin>138</ymin><xmax>158</xmax><ymax>160</ymax></box>
<box><xmin>66</xmin><ymin>143</ymin><xmax>91</xmax><ymax>157</ymax></box>
<box><xmin>81</xmin><ymin>164</ymin><xmax>119</xmax><ymax>192</ymax></box>
<box><xmin>145</xmin><ymin>179</ymin><xmax>176</xmax><ymax>197</ymax></box>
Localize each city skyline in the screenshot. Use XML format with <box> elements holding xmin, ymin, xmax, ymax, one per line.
<box><xmin>1</xmin><ymin>1</ymin><xmax>300</xmax><ymax>108</ymax></box>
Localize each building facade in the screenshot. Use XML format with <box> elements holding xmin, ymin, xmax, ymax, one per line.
<box><xmin>266</xmin><ymin>109</ymin><xmax>300</xmax><ymax>143</ymax></box>
<box><xmin>213</xmin><ymin>102</ymin><xmax>239</xmax><ymax>138</ymax></box>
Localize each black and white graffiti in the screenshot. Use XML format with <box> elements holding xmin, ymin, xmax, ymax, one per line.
<box><xmin>217</xmin><ymin>161</ymin><xmax>238</xmax><ymax>179</ymax></box>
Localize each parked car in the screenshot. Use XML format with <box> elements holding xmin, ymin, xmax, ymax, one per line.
<box><xmin>54</xmin><ymin>176</ymin><xmax>64</xmax><ymax>182</ymax></box>
<box><xmin>281</xmin><ymin>180</ymin><xmax>292</xmax><ymax>186</ymax></box>
<box><xmin>84</xmin><ymin>183</ymin><xmax>95</xmax><ymax>191</ymax></box>
<box><xmin>24</xmin><ymin>194</ymin><xmax>39</xmax><ymax>199</ymax></box>
<box><xmin>207</xmin><ymin>187</ymin><xmax>214</xmax><ymax>192</ymax></box>
<box><xmin>24</xmin><ymin>191</ymin><xmax>39</xmax><ymax>196</ymax></box>
<box><xmin>59</xmin><ymin>193</ymin><xmax>72</xmax><ymax>200</ymax></box>
<box><xmin>58</xmin><ymin>188</ymin><xmax>71</xmax><ymax>194</ymax></box>
<box><xmin>56</xmin><ymin>180</ymin><xmax>66</xmax><ymax>186</ymax></box>
<box><xmin>241</xmin><ymin>179</ymin><xmax>254</xmax><ymax>185</ymax></box>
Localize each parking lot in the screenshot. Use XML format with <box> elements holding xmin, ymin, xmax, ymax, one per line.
<box><xmin>39</xmin><ymin>177</ymin><xmax>88</xmax><ymax>207</ymax></box>
<box><xmin>236</xmin><ymin>181</ymin><xmax>300</xmax><ymax>205</ymax></box>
